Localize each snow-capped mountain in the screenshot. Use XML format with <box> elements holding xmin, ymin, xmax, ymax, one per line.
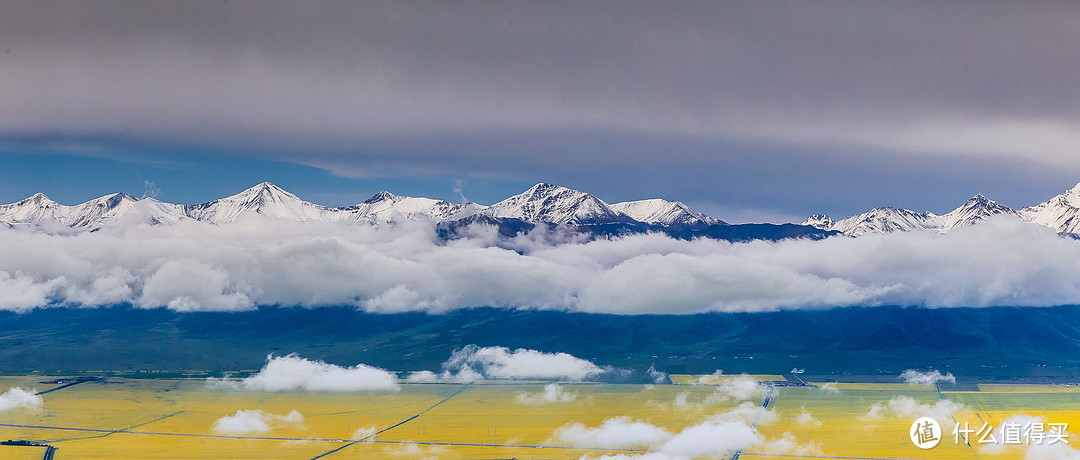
<box><xmin>484</xmin><ymin>183</ymin><xmax>634</xmax><ymax>225</ymax></box>
<box><xmin>0</xmin><ymin>193</ymin><xmax>66</xmax><ymax>226</ymax></box>
<box><xmin>806</xmin><ymin>192</ymin><xmax>1027</xmax><ymax>236</ymax></box>
<box><xmin>1020</xmin><ymin>183</ymin><xmax>1080</xmax><ymax>234</ymax></box>
<box><xmin>0</xmin><ymin>181</ymin><xmax>836</xmax><ymax>242</ymax></box>
<box><xmin>342</xmin><ymin>191</ymin><xmax>481</xmax><ymax>224</ymax></box>
<box><xmin>0</xmin><ymin>192</ymin><xmax>186</xmax><ymax>229</ymax></box>
<box><xmin>183</xmin><ymin>182</ymin><xmax>338</xmax><ymax>224</ymax></box>
<box><xmin>609</xmin><ymin>199</ymin><xmax>723</xmax><ymax>227</ymax></box>
<box><xmin>808</xmin><ymin>207</ymin><xmax>940</xmax><ymax>237</ymax></box>
<box><xmin>939</xmin><ymin>195</ymin><xmax>1016</xmax><ymax>231</ymax></box>
<box><xmin>17</xmin><ymin>180</ymin><xmax>1080</xmax><ymax>240</ymax></box>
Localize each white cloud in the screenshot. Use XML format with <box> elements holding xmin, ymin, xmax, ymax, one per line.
<box><xmin>1025</xmin><ymin>443</ymin><xmax>1080</xmax><ymax>460</ymax></box>
<box><xmin>817</xmin><ymin>383</ymin><xmax>840</xmax><ymax>393</ymax></box>
<box><xmin>0</xmin><ymin>387</ymin><xmax>42</xmax><ymax>411</ymax></box>
<box><xmin>659</xmin><ymin>420</ymin><xmax>758</xmax><ymax>457</ymax></box>
<box><xmin>795</xmin><ymin>408</ymin><xmax>822</xmax><ymax>426</ymax></box>
<box><xmin>756</xmin><ymin>432</ymin><xmax>823</xmax><ymax>457</ymax></box>
<box><xmin>4</xmin><ymin>216</ymin><xmax>1080</xmax><ymax>313</ymax></box>
<box><xmin>441</xmin><ymin>345</ymin><xmax>606</xmax><ymax>381</ymax></box>
<box><xmin>561</xmin><ymin>402</ymin><xmax>771</xmax><ymax>459</ymax></box>
<box><xmin>645</xmin><ymin>366</ymin><xmax>668</xmax><ymax>384</ymax></box>
<box><xmin>516</xmin><ymin>383</ymin><xmax>578</xmax><ymax>405</ymax></box>
<box><xmin>218</xmin><ymin>354</ymin><xmax>399</xmax><ymax>392</ymax></box>
<box><xmin>704</xmin><ymin>375</ymin><xmax>762</xmax><ymax>403</ymax></box>
<box><xmin>581</xmin><ymin>454</ymin><xmax>688</xmax><ymax>460</ymax></box>
<box><xmin>211</xmin><ymin>409</ymin><xmax>304</xmax><ymax>434</ymax></box>
<box><xmin>350</xmin><ymin>426</ymin><xmax>378</xmax><ymax>441</ymax></box>
<box><xmin>554</xmin><ymin>416</ymin><xmax>674</xmax><ymax>449</ymax></box>
<box><xmin>863</xmin><ymin>397</ymin><xmax>965</xmax><ymax>427</ymax></box>
<box><xmin>385</xmin><ymin>441</ymin><xmax>449</xmax><ymax>459</ymax></box>
<box><xmin>975</xmin><ymin>414</ymin><xmax>1080</xmax><ymax>459</ymax></box>
<box><xmin>900</xmin><ymin>369</ymin><xmax>956</xmax><ymax>385</ymax></box>
<box><xmin>406</xmin><ymin>371</ymin><xmax>438</xmax><ymax>382</ymax></box>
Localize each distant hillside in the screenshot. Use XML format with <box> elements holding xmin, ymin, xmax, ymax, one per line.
<box><xmin>2</xmin><ymin>306</ymin><xmax>1079</xmax><ymax>381</ymax></box>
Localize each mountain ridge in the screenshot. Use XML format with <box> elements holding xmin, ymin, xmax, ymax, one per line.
<box><xmin>2</xmin><ymin>181</ymin><xmax>831</xmax><ymax>242</ymax></box>
<box><xmin>804</xmin><ymin>183</ymin><xmax>1080</xmax><ymax>236</ymax></box>
<box><xmin>16</xmin><ymin>180</ymin><xmax>1080</xmax><ymax>240</ymax></box>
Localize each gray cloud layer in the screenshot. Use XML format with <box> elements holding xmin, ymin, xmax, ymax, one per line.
<box><xmin>2</xmin><ymin>1</ymin><xmax>1079</xmax><ymax>216</ymax></box>
<box><xmin>2</xmin><ymin>215</ymin><xmax>1080</xmax><ymax>313</ymax></box>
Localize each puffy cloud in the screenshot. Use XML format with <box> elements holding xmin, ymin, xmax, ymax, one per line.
<box><xmin>817</xmin><ymin>383</ymin><xmax>840</xmax><ymax>393</ymax></box>
<box><xmin>215</xmin><ymin>354</ymin><xmax>399</xmax><ymax>392</ymax></box>
<box><xmin>560</xmin><ymin>402</ymin><xmax>771</xmax><ymax>459</ymax></box>
<box><xmin>441</xmin><ymin>345</ymin><xmax>606</xmax><ymax>381</ymax></box>
<box><xmin>350</xmin><ymin>426</ymin><xmax>378</xmax><ymax>441</ymax></box>
<box><xmin>645</xmin><ymin>366</ymin><xmax>668</xmax><ymax>384</ymax></box>
<box><xmin>0</xmin><ymin>387</ymin><xmax>42</xmax><ymax>411</ymax></box>
<box><xmin>1025</xmin><ymin>443</ymin><xmax>1080</xmax><ymax>460</ymax></box>
<box><xmin>211</xmin><ymin>409</ymin><xmax>304</xmax><ymax>434</ymax></box>
<box><xmin>756</xmin><ymin>432</ymin><xmax>823</xmax><ymax>457</ymax></box>
<box><xmin>704</xmin><ymin>375</ymin><xmax>762</xmax><ymax>403</ymax></box>
<box><xmin>516</xmin><ymin>384</ymin><xmax>578</xmax><ymax>405</ymax></box>
<box><xmin>659</xmin><ymin>418</ymin><xmax>760</xmax><ymax>457</ymax></box>
<box><xmin>582</xmin><ymin>454</ymin><xmax>687</xmax><ymax>460</ymax></box>
<box><xmin>900</xmin><ymin>369</ymin><xmax>956</xmax><ymax>385</ymax></box>
<box><xmin>406</xmin><ymin>371</ymin><xmax>438</xmax><ymax>382</ymax></box>
<box><xmin>3</xmin><ymin>216</ymin><xmax>1080</xmax><ymax>313</ymax></box>
<box><xmin>384</xmin><ymin>441</ymin><xmax>449</xmax><ymax>459</ymax></box>
<box><xmin>863</xmin><ymin>397</ymin><xmax>965</xmax><ymax>427</ymax></box>
<box><xmin>139</xmin><ymin>259</ymin><xmax>249</xmax><ymax>311</ymax></box>
<box><xmin>554</xmin><ymin>416</ymin><xmax>673</xmax><ymax>449</ymax></box>
<box><xmin>975</xmin><ymin>414</ymin><xmax>1080</xmax><ymax>459</ymax></box>
<box><xmin>795</xmin><ymin>408</ymin><xmax>822</xmax><ymax>426</ymax></box>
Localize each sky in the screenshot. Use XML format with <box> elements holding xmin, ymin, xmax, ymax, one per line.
<box><xmin>1</xmin><ymin>0</ymin><xmax>1079</xmax><ymax>223</ymax></box>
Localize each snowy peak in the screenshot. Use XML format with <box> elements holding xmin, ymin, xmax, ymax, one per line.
<box><xmin>346</xmin><ymin>190</ymin><xmax>479</xmax><ymax>224</ymax></box>
<box><xmin>232</xmin><ymin>182</ymin><xmax>303</xmax><ymax>206</ymax></box>
<box><xmin>1020</xmin><ymin>183</ymin><xmax>1080</xmax><ymax>234</ymax></box>
<box><xmin>184</xmin><ymin>182</ymin><xmax>334</xmax><ymax>223</ymax></box>
<box><xmin>64</xmin><ymin>193</ymin><xmax>139</xmax><ymax>228</ymax></box>
<box><xmin>939</xmin><ymin>195</ymin><xmax>1016</xmax><ymax>231</ymax></box>
<box><xmin>610</xmin><ymin>199</ymin><xmax>721</xmax><ymax>227</ymax></box>
<box><xmin>22</xmin><ymin>193</ymin><xmax>58</xmax><ymax>206</ymax></box>
<box><xmin>0</xmin><ymin>191</ymin><xmax>184</xmax><ymax>229</ymax></box>
<box><xmin>0</xmin><ymin>192</ymin><xmax>65</xmax><ymax>225</ymax></box>
<box><xmin>485</xmin><ymin>183</ymin><xmax>631</xmax><ymax>225</ymax></box>
<box><xmin>801</xmin><ymin>214</ymin><xmax>833</xmax><ymax>230</ymax></box>
<box><xmin>363</xmin><ymin>190</ymin><xmax>397</xmax><ymax>204</ymax></box>
<box><xmin>822</xmin><ymin>207</ymin><xmax>941</xmax><ymax>237</ymax></box>
<box><xmin>814</xmin><ymin>192</ymin><xmax>1025</xmax><ymax>236</ymax></box>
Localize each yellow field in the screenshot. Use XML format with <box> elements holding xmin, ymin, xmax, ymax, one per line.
<box><xmin>0</xmin><ymin>445</ymin><xmax>49</xmax><ymax>460</ymax></box>
<box><xmin>0</xmin><ymin>377</ymin><xmax>1076</xmax><ymax>459</ymax></box>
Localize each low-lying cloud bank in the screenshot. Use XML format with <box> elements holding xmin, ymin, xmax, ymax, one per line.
<box><xmin>211</xmin><ymin>354</ymin><xmax>399</xmax><ymax>392</ymax></box>
<box><xmin>3</xmin><ymin>215</ymin><xmax>1080</xmax><ymax>313</ymax></box>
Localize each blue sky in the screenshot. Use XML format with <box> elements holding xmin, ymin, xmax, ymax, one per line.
<box><xmin>2</xmin><ymin>1</ymin><xmax>1079</xmax><ymax>222</ymax></box>
<box><xmin>0</xmin><ymin>150</ymin><xmax>534</xmax><ymax>210</ymax></box>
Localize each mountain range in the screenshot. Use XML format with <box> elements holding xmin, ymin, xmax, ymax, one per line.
<box><xmin>804</xmin><ymin>183</ymin><xmax>1080</xmax><ymax>236</ymax></box>
<box><xmin>6</xmin><ymin>181</ymin><xmax>1080</xmax><ymax>240</ymax></box>
<box><xmin>0</xmin><ymin>182</ymin><xmax>824</xmax><ymax>242</ymax></box>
